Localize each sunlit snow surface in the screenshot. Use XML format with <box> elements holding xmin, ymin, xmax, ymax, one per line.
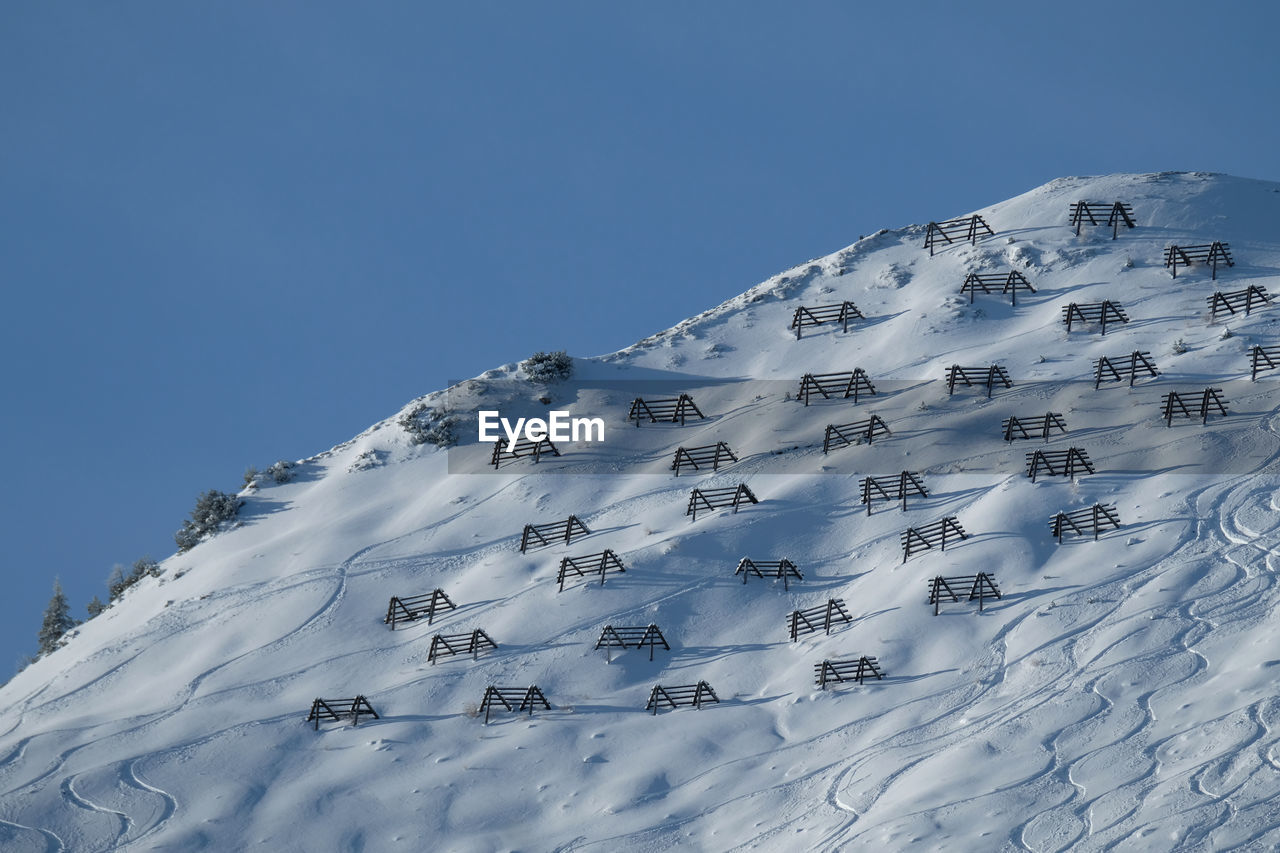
<box><xmin>5</xmin><ymin>173</ymin><xmax>1280</xmax><ymax>851</ymax></box>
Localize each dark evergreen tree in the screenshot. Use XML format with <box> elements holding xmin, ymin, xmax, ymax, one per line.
<box><xmin>175</xmin><ymin>489</ymin><xmax>240</xmax><ymax>552</ymax></box>
<box><xmin>37</xmin><ymin>579</ymin><xmax>76</xmax><ymax>656</ymax></box>
<box><xmin>86</xmin><ymin>596</ymin><xmax>106</xmax><ymax>618</ymax></box>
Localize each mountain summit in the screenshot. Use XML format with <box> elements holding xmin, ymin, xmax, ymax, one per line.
<box><xmin>5</xmin><ymin>172</ymin><xmax>1280</xmax><ymax>851</ymax></box>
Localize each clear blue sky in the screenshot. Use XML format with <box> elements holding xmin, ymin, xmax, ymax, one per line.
<box><xmin>2</xmin><ymin>1</ymin><xmax>1277</xmax><ymax>675</ymax></box>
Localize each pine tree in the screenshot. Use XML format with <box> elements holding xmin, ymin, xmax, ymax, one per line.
<box><xmin>86</xmin><ymin>596</ymin><xmax>106</xmax><ymax>618</ymax></box>
<box><xmin>38</xmin><ymin>579</ymin><xmax>76</xmax><ymax>656</ymax></box>
<box><xmin>174</xmin><ymin>489</ymin><xmax>240</xmax><ymax>552</ymax></box>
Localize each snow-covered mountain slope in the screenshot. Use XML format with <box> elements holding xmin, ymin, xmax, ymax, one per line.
<box><xmin>5</xmin><ymin>172</ymin><xmax>1280</xmax><ymax>852</ymax></box>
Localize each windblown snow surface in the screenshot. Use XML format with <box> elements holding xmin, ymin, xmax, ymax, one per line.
<box><xmin>5</xmin><ymin>172</ymin><xmax>1280</xmax><ymax>852</ymax></box>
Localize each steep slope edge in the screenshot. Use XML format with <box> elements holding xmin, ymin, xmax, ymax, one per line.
<box><xmin>3</xmin><ymin>172</ymin><xmax>1280</xmax><ymax>851</ymax></box>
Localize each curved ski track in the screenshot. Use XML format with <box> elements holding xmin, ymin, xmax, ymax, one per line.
<box><xmin>554</xmin><ymin>404</ymin><xmax>1280</xmax><ymax>852</ymax></box>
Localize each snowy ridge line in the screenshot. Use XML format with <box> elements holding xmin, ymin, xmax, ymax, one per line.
<box><xmin>7</xmin><ymin>172</ymin><xmax>1280</xmax><ymax>849</ymax></box>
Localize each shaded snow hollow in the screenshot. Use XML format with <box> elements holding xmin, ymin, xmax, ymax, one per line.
<box><xmin>6</xmin><ymin>172</ymin><xmax>1280</xmax><ymax>851</ymax></box>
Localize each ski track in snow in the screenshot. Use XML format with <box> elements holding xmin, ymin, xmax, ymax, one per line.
<box><xmin>0</xmin><ymin>816</ymin><xmax>64</xmax><ymax>853</ymax></box>
<box><xmin>802</xmin><ymin>409</ymin><xmax>1280</xmax><ymax>851</ymax></box>
<box><xmin>554</xmin><ymin>409</ymin><xmax>1280</xmax><ymax>851</ymax></box>
<box><xmin>59</xmin><ymin>774</ymin><xmax>128</xmax><ymax>851</ymax></box>
<box><xmin>3</xmin><ymin>477</ymin><xmax>542</xmax><ymax>844</ymax></box>
<box><xmin>0</xmin><ymin>509</ymin><xmax>420</xmax><ymax>843</ymax></box>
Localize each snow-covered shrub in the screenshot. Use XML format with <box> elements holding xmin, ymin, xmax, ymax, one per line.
<box><xmin>175</xmin><ymin>489</ymin><xmax>241</xmax><ymax>552</ymax></box>
<box><xmin>399</xmin><ymin>404</ymin><xmax>460</xmax><ymax>447</ymax></box>
<box><xmin>267</xmin><ymin>460</ymin><xmax>295</xmax><ymax>484</ymax></box>
<box><xmin>348</xmin><ymin>449</ymin><xmax>384</xmax><ymax>472</ymax></box>
<box><xmin>103</xmin><ymin>556</ymin><xmax>162</xmax><ymax>605</ymax></box>
<box><xmin>107</xmin><ymin>565</ymin><xmax>128</xmax><ymax>601</ymax></box>
<box><xmin>173</xmin><ymin>526</ymin><xmax>200</xmax><ymax>554</ymax></box>
<box><xmin>243</xmin><ymin>461</ymin><xmax>295</xmax><ymax>487</ymax></box>
<box><xmin>130</xmin><ymin>556</ymin><xmax>161</xmax><ymax>582</ymax></box>
<box><xmin>1172</xmin><ymin>338</ymin><xmax>1188</xmax><ymax>355</ymax></box>
<box><xmin>521</xmin><ymin>350</ymin><xmax>573</xmax><ymax>382</ymax></box>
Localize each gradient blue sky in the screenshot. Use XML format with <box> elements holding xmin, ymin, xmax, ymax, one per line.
<box><xmin>2</xmin><ymin>1</ymin><xmax>1277</xmax><ymax>674</ymax></box>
